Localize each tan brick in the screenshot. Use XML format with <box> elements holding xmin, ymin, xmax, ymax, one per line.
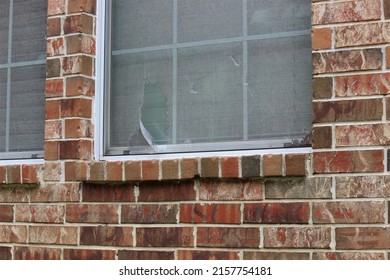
<box><xmin>312</xmin><ymin>28</ymin><xmax>332</xmax><ymax>50</ymax></box>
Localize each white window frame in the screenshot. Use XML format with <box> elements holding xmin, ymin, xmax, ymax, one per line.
<box><xmin>94</xmin><ymin>0</ymin><xmax>312</xmax><ymax>161</ymax></box>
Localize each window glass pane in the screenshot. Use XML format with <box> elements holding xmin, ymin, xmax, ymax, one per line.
<box><xmin>248</xmin><ymin>0</ymin><xmax>310</xmax><ymax>35</ymax></box>
<box><xmin>112</xmin><ymin>0</ymin><xmax>173</xmax><ymax>50</ymax></box>
<box><xmin>178</xmin><ymin>0</ymin><xmax>242</xmax><ymax>43</ymax></box>
<box><xmin>12</xmin><ymin>0</ymin><xmax>47</xmax><ymax>62</ymax></box>
<box><xmin>9</xmin><ymin>65</ymin><xmax>45</xmax><ymax>151</ymax></box>
<box><xmin>0</xmin><ymin>70</ymin><xmax>6</xmax><ymax>151</ymax></box>
<box><xmin>177</xmin><ymin>43</ymin><xmax>243</xmax><ymax>144</ymax></box>
<box><xmin>0</xmin><ymin>0</ymin><xmax>9</xmax><ymax>64</ymax></box>
<box><xmin>247</xmin><ymin>35</ymin><xmax>312</xmax><ymax>142</ymax></box>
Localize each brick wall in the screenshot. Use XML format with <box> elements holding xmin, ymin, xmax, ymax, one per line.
<box><xmin>1</xmin><ymin>0</ymin><xmax>390</xmax><ymax>260</ymax></box>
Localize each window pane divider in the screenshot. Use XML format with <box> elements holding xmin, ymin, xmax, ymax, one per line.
<box><xmin>243</xmin><ymin>0</ymin><xmax>248</xmax><ymax>141</ymax></box>
<box><xmin>0</xmin><ymin>59</ymin><xmax>46</xmax><ymax>70</ymax></box>
<box><xmin>172</xmin><ymin>0</ymin><xmax>178</xmax><ymax>144</ymax></box>
<box><xmin>5</xmin><ymin>0</ymin><xmax>14</xmax><ymax>152</ymax></box>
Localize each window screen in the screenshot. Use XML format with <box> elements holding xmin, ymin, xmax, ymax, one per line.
<box><xmin>105</xmin><ymin>0</ymin><xmax>312</xmax><ymax>155</ymax></box>
<box><xmin>0</xmin><ymin>0</ymin><xmax>46</xmax><ymax>159</ymax></box>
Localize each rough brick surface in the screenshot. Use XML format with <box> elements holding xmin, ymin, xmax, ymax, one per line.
<box><xmin>336</xmin><ymin>176</ymin><xmax>390</xmax><ymax>198</ymax></box>
<box><xmin>15</xmin><ymin>205</ymin><xmax>65</xmax><ymax>224</ymax></box>
<box><xmin>262</xmin><ymin>155</ymin><xmax>282</xmax><ymax>177</ymax></box>
<box><xmin>29</xmin><ymin>226</ymin><xmax>77</xmax><ymax>245</ymax></box>
<box><xmin>313</xmin><ymin>252</ymin><xmax>385</xmax><ymax>260</ymax></box>
<box><xmin>312</xmin><ymin>28</ymin><xmax>332</xmax><ymax>50</ymax></box>
<box><xmin>244</xmin><ymin>203</ymin><xmax>309</xmax><ymax>224</ymax></box>
<box><xmin>82</xmin><ymin>183</ymin><xmax>135</xmax><ymax>202</ymax></box>
<box><xmin>80</xmin><ymin>226</ymin><xmax>133</xmax><ymax>246</ymax></box>
<box><xmin>244</xmin><ymin>252</ymin><xmax>310</xmax><ymax>260</ymax></box>
<box><xmin>0</xmin><ymin>226</ymin><xmax>27</xmax><ymax>243</ymax></box>
<box><xmin>121</xmin><ymin>204</ymin><xmax>178</xmax><ymax>224</ymax></box>
<box><xmin>30</xmin><ymin>183</ymin><xmax>80</xmax><ymax>202</ymax></box>
<box><xmin>336</xmin><ymin>227</ymin><xmax>390</xmax><ymax>249</ymax></box>
<box><xmin>138</xmin><ymin>181</ymin><xmax>196</xmax><ymax>202</ymax></box>
<box><xmin>178</xmin><ymin>250</ymin><xmax>240</xmax><ymax>260</ymax></box>
<box><xmin>136</xmin><ymin>227</ymin><xmax>193</xmax><ymax>247</ymax></box>
<box><xmin>199</xmin><ymin>179</ymin><xmax>262</xmax><ymax>201</ymax></box>
<box><xmin>336</xmin><ymin>73</ymin><xmax>390</xmax><ymax>97</ymax></box>
<box><xmin>14</xmin><ymin>247</ymin><xmax>61</xmax><ymax>260</ymax></box>
<box><xmin>66</xmin><ymin>204</ymin><xmax>119</xmax><ymax>223</ymax></box>
<box><xmin>197</xmin><ymin>227</ymin><xmax>260</xmax><ymax>248</ymax></box>
<box><xmin>313</xmin><ymin>77</ymin><xmax>332</xmax><ymax>99</ymax></box>
<box><xmin>118</xmin><ymin>251</ymin><xmax>174</xmax><ymax>260</ymax></box>
<box><xmin>64</xmin><ymin>249</ymin><xmax>116</xmax><ymax>260</ymax></box>
<box><xmin>336</xmin><ymin>124</ymin><xmax>390</xmax><ymax>147</ymax></box>
<box><xmin>0</xmin><ymin>206</ymin><xmax>13</xmax><ymax>222</ymax></box>
<box><xmin>0</xmin><ymin>247</ymin><xmax>12</xmax><ymax>260</ymax></box>
<box><xmin>312</xmin><ymin>126</ymin><xmax>332</xmax><ymax>149</ymax></box>
<box><xmin>180</xmin><ymin>203</ymin><xmax>241</xmax><ymax>224</ymax></box>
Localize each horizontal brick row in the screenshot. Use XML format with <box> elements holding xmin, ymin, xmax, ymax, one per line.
<box><xmin>0</xmin><ymin>165</ymin><xmax>41</xmax><ymax>185</ymax></box>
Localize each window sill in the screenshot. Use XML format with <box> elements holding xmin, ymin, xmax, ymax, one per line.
<box><xmin>0</xmin><ymin>163</ymin><xmax>43</xmax><ymax>186</ymax></box>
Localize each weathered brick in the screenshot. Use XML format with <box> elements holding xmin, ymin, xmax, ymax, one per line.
<box><xmin>65</xmin><ymin>161</ymin><xmax>88</xmax><ymax>181</ymax></box>
<box><xmin>47</xmin><ymin>18</ymin><xmax>61</xmax><ymax>37</ymax></box>
<box><xmin>265</xmin><ymin>177</ymin><xmax>332</xmax><ymax>199</ymax></box>
<box><xmin>197</xmin><ymin>227</ymin><xmax>259</xmax><ymax>248</ymax></box>
<box><xmin>45</xmin><ymin>120</ymin><xmax>62</xmax><ymax>139</ymax></box>
<box><xmin>59</xmin><ymin>140</ymin><xmax>92</xmax><ymax>160</ymax></box>
<box><xmin>336</xmin><ymin>73</ymin><xmax>390</xmax><ymax>97</ymax></box>
<box><xmin>178</xmin><ymin>250</ymin><xmax>239</xmax><ymax>260</ymax></box>
<box><xmin>106</xmin><ymin>161</ymin><xmax>123</xmax><ymax>181</ymax></box>
<box><xmin>62</xmin><ymin>55</ymin><xmax>93</xmax><ymax>76</ymax></box>
<box><xmin>336</xmin><ymin>124</ymin><xmax>390</xmax><ymax>147</ymax></box>
<box><xmin>64</xmin><ymin>14</ymin><xmax>93</xmax><ymax>34</ymax></box>
<box><xmin>336</xmin><ymin>227</ymin><xmax>390</xmax><ymax>249</ymax></box>
<box><xmin>313</xmin><ymin>201</ymin><xmax>385</xmax><ymax>224</ymax></box>
<box><xmin>264</xmin><ymin>227</ymin><xmax>331</xmax><ymax>248</ymax></box>
<box><xmin>68</xmin><ymin>0</ymin><xmax>96</xmax><ymax>14</ymax></box>
<box><xmin>22</xmin><ymin>164</ymin><xmax>40</xmax><ymax>184</ymax></box>
<box><xmin>46</xmin><ymin>79</ymin><xmax>64</xmax><ymax>98</ymax></box>
<box><xmin>15</xmin><ymin>205</ymin><xmax>65</xmax><ymax>224</ymax></box>
<box><xmin>241</xmin><ymin>155</ymin><xmax>260</xmax><ymax>178</ymax></box>
<box><xmin>66</xmin><ymin>76</ymin><xmax>94</xmax><ymax>97</ymax></box>
<box><xmin>199</xmin><ymin>179</ymin><xmax>262</xmax><ymax>201</ymax></box>
<box><xmin>80</xmin><ymin>226</ymin><xmax>133</xmax><ymax>246</ymax></box>
<box><xmin>64</xmin><ymin>249</ymin><xmax>116</xmax><ymax>260</ymax></box>
<box><xmin>0</xmin><ymin>226</ymin><xmax>27</xmax><ymax>243</ymax></box>
<box><xmin>312</xmin><ymin>28</ymin><xmax>332</xmax><ymax>50</ymax></box>
<box><xmin>285</xmin><ymin>154</ymin><xmax>306</xmax><ymax>176</ymax></box>
<box><xmin>136</xmin><ymin>227</ymin><xmax>193</xmax><ymax>247</ymax></box>
<box><xmin>312</xmin><ymin>0</ymin><xmax>381</xmax><ymax>25</ymax></box>
<box><xmin>336</xmin><ymin>176</ymin><xmax>390</xmax><ymax>198</ymax></box>
<box><xmin>66</xmin><ymin>34</ymin><xmax>95</xmax><ymax>55</ymax></box>
<box><xmin>387</xmin><ymin>47</ymin><xmax>390</xmax><ymax>69</ymax></box>
<box><xmin>122</xmin><ymin>204</ymin><xmax>178</xmax><ymax>224</ymax></box>
<box><xmin>60</xmin><ymin>98</ymin><xmax>92</xmax><ymax>118</ymax></box>
<box><xmin>0</xmin><ymin>187</ymin><xmax>29</xmax><ymax>203</ymax></box>
<box><xmin>44</xmin><ymin>141</ymin><xmax>59</xmax><ymax>160</ymax></box>
<box><xmin>65</xmin><ymin>119</ymin><xmax>93</xmax><ymax>139</ymax></box>
<box><xmin>244</xmin><ymin>203</ymin><xmax>309</xmax><ymax>224</ymax></box>
<box><xmin>82</xmin><ymin>183</ymin><xmax>135</xmax><ymax>202</ymax></box>
<box><xmin>14</xmin><ymin>247</ymin><xmax>61</xmax><ymax>260</ymax></box>
<box><xmin>313</xmin><ymin>77</ymin><xmax>333</xmax><ymax>99</ymax></box>
<box><xmin>31</xmin><ymin>183</ymin><xmax>80</xmax><ymax>202</ymax></box>
<box><xmin>0</xmin><ymin>166</ymin><xmax>5</xmax><ymax>183</ymax></box>
<box><xmin>44</xmin><ymin>162</ymin><xmax>62</xmax><ymax>181</ymax></box>
<box><xmin>221</xmin><ymin>157</ymin><xmax>239</xmax><ymax>178</ymax></box>
<box><xmin>0</xmin><ymin>206</ymin><xmax>13</xmax><ymax>222</ymax></box>
<box><xmin>6</xmin><ymin>165</ymin><xmax>21</xmax><ymax>184</ymax></box>
<box><xmin>313</xmin><ymin>150</ymin><xmax>384</xmax><ymax>173</ymax></box>
<box><xmin>29</xmin><ymin>226</ymin><xmax>77</xmax><ymax>245</ymax></box>
<box><xmin>180</xmin><ymin>158</ymin><xmax>199</xmax><ymax>179</ymax></box>
<box><xmin>118</xmin><ymin>250</ymin><xmax>174</xmax><ymax>260</ymax></box>
<box><xmin>0</xmin><ymin>247</ymin><xmax>12</xmax><ymax>260</ymax></box>
<box><xmin>180</xmin><ymin>203</ymin><xmax>241</xmax><ymax>224</ymax></box>
<box><xmin>161</xmin><ymin>159</ymin><xmax>179</xmax><ymax>180</ymax></box>
<box><xmin>244</xmin><ymin>252</ymin><xmax>310</xmax><ymax>260</ymax></box>
<box><xmin>47</xmin><ymin>37</ymin><xmax>65</xmax><ymax>57</ymax></box>
<box><xmin>66</xmin><ymin>204</ymin><xmax>119</xmax><ymax>223</ymax></box>
<box><xmin>263</xmin><ymin>154</ymin><xmax>282</xmax><ymax>177</ymax></box>
<box><xmin>201</xmin><ymin>157</ymin><xmax>219</xmax><ymax>178</ymax></box>
<box><xmin>387</xmin><ymin>97</ymin><xmax>390</xmax><ymax>121</ymax></box>
<box><xmin>385</xmin><ymin>0</ymin><xmax>390</xmax><ymax>19</ymax></box>
<box><xmin>312</xmin><ymin>126</ymin><xmax>332</xmax><ymax>149</ymax></box>
<box><xmin>46</xmin><ymin>58</ymin><xmax>60</xmax><ymax>78</ymax></box>
<box><xmin>138</xmin><ymin>181</ymin><xmax>196</xmax><ymax>202</ymax></box>
<box><xmin>313</xmin><ymin>252</ymin><xmax>385</xmax><ymax>260</ymax></box>
<box><xmin>46</xmin><ymin>99</ymin><xmax>60</xmax><ymax>120</ymax></box>
<box><xmin>313</xmin><ymin>49</ymin><xmax>382</xmax><ymax>74</ymax></box>
<box><xmin>142</xmin><ymin>160</ymin><xmax>159</xmax><ymax>181</ymax></box>
<box><xmin>89</xmin><ymin>161</ymin><xmax>105</xmax><ymax>181</ymax></box>
<box><xmin>124</xmin><ymin>161</ymin><xmax>142</xmax><ymax>181</ymax></box>
<box><xmin>48</xmin><ymin>0</ymin><xmax>66</xmax><ymax>16</ymax></box>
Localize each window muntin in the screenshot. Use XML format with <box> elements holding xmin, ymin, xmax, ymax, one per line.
<box><xmin>0</xmin><ymin>0</ymin><xmax>46</xmax><ymax>159</ymax></box>
<box><xmin>104</xmin><ymin>0</ymin><xmax>312</xmax><ymax>156</ymax></box>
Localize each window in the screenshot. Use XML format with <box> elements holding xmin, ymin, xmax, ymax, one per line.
<box><xmin>0</xmin><ymin>0</ymin><xmax>47</xmax><ymax>159</ymax></box>
<box><xmin>102</xmin><ymin>0</ymin><xmax>312</xmax><ymax>156</ymax></box>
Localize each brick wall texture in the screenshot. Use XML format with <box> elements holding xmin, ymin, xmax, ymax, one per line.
<box><xmin>1</xmin><ymin>0</ymin><xmax>390</xmax><ymax>260</ymax></box>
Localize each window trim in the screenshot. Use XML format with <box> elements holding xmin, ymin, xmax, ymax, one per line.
<box><xmin>95</xmin><ymin>0</ymin><xmax>312</xmax><ymax>161</ymax></box>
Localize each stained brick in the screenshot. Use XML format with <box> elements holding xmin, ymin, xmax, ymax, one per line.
<box><xmin>59</xmin><ymin>140</ymin><xmax>92</xmax><ymax>160</ymax></box>
<box><xmin>197</xmin><ymin>227</ymin><xmax>259</xmax><ymax>248</ymax></box>
<box><xmin>0</xmin><ymin>206</ymin><xmax>13</xmax><ymax>222</ymax></box>
<box><xmin>244</xmin><ymin>252</ymin><xmax>310</xmax><ymax>260</ymax></box>
<box><xmin>336</xmin><ymin>176</ymin><xmax>390</xmax><ymax>198</ymax></box>
<box><xmin>241</xmin><ymin>155</ymin><xmax>260</xmax><ymax>178</ymax></box>
<box><xmin>136</xmin><ymin>227</ymin><xmax>193</xmax><ymax>247</ymax></box>
<box><xmin>30</xmin><ymin>183</ymin><xmax>80</xmax><ymax>202</ymax></box>
<box><xmin>142</xmin><ymin>160</ymin><xmax>159</xmax><ymax>181</ymax></box>
<box><xmin>313</xmin><ymin>252</ymin><xmax>385</xmax><ymax>260</ymax></box>
<box><xmin>65</xmin><ymin>119</ymin><xmax>93</xmax><ymax>139</ymax></box>
<box><xmin>68</xmin><ymin>0</ymin><xmax>97</xmax><ymax>14</ymax></box>
<box><xmin>46</xmin><ymin>79</ymin><xmax>64</xmax><ymax>98</ymax></box>
<box><xmin>14</xmin><ymin>247</ymin><xmax>61</xmax><ymax>260</ymax></box>
<box><xmin>82</xmin><ymin>183</ymin><xmax>135</xmax><ymax>202</ymax></box>
<box><xmin>45</xmin><ymin>120</ymin><xmax>62</xmax><ymax>140</ymax></box>
<box><xmin>124</xmin><ymin>161</ymin><xmax>142</xmax><ymax>181</ymax></box>
<box><xmin>312</xmin><ymin>126</ymin><xmax>332</xmax><ymax>149</ymax></box>
<box><xmin>47</xmin><ymin>37</ymin><xmax>65</xmax><ymax>57</ymax></box>
<box><xmin>263</xmin><ymin>154</ymin><xmax>282</xmax><ymax>177</ymax></box>
<box><xmin>46</xmin><ymin>58</ymin><xmax>60</xmax><ymax>78</ymax></box>
<box><xmin>178</xmin><ymin>250</ymin><xmax>239</xmax><ymax>260</ymax></box>
<box><xmin>22</xmin><ymin>164</ymin><xmax>40</xmax><ymax>184</ymax></box>
<box><xmin>312</xmin><ymin>28</ymin><xmax>332</xmax><ymax>50</ymax></box>
<box><xmin>65</xmin><ymin>161</ymin><xmax>88</xmax><ymax>181</ymax></box>
<box><xmin>66</xmin><ymin>34</ymin><xmax>96</xmax><ymax>55</ymax></box>
<box><xmin>244</xmin><ymin>202</ymin><xmax>309</xmax><ymax>224</ymax></box>
<box><xmin>44</xmin><ymin>141</ymin><xmax>59</xmax><ymax>160</ymax></box>
<box><xmin>336</xmin><ymin>124</ymin><xmax>390</xmax><ymax>147</ymax></box>
<box><xmin>221</xmin><ymin>157</ymin><xmax>239</xmax><ymax>178</ymax></box>
<box><xmin>0</xmin><ymin>166</ymin><xmax>5</xmax><ymax>183</ymax></box>
<box><xmin>64</xmin><ymin>249</ymin><xmax>116</xmax><ymax>260</ymax></box>
<box><xmin>64</xmin><ymin>14</ymin><xmax>93</xmax><ymax>34</ymax></box>
<box><xmin>66</xmin><ymin>204</ymin><xmax>119</xmax><ymax>223</ymax></box>
<box><xmin>48</xmin><ymin>0</ymin><xmax>66</xmax><ymax>16</ymax></box>
<box><xmin>180</xmin><ymin>158</ymin><xmax>199</xmax><ymax>179</ymax></box>
<box><xmin>199</xmin><ymin>179</ymin><xmax>262</xmax><ymax>201</ymax></box>
<box><xmin>15</xmin><ymin>205</ymin><xmax>65</xmax><ymax>224</ymax></box>
<box><xmin>44</xmin><ymin>162</ymin><xmax>62</xmax><ymax>181</ymax></box>
<box><xmin>285</xmin><ymin>154</ymin><xmax>306</xmax><ymax>176</ymax></box>
<box><xmin>387</xmin><ymin>47</ymin><xmax>390</xmax><ymax>69</ymax></box>
<box><xmin>313</xmin><ymin>77</ymin><xmax>332</xmax><ymax>99</ymax></box>
<box><xmin>46</xmin><ymin>100</ymin><xmax>60</xmax><ymax>120</ymax></box>
<box><xmin>0</xmin><ymin>247</ymin><xmax>12</xmax><ymax>260</ymax></box>
<box><xmin>118</xmin><ymin>250</ymin><xmax>174</xmax><ymax>260</ymax></box>
<box><xmin>60</xmin><ymin>98</ymin><xmax>92</xmax><ymax>118</ymax></box>
<box><xmin>180</xmin><ymin>203</ymin><xmax>241</xmax><ymax>224</ymax></box>
<box><xmin>62</xmin><ymin>55</ymin><xmax>93</xmax><ymax>76</ymax></box>
<box><xmin>0</xmin><ymin>187</ymin><xmax>29</xmax><ymax>203</ymax></box>
<box><xmin>336</xmin><ymin>227</ymin><xmax>390</xmax><ymax>249</ymax></box>
<box><xmin>263</xmin><ymin>227</ymin><xmax>331</xmax><ymax>249</ymax></box>
<box><xmin>89</xmin><ymin>161</ymin><xmax>105</xmax><ymax>181</ymax></box>
<box><xmin>47</xmin><ymin>18</ymin><xmax>61</xmax><ymax>37</ymax></box>
<box><xmin>29</xmin><ymin>226</ymin><xmax>78</xmax><ymax>245</ymax></box>
<box><xmin>107</xmin><ymin>161</ymin><xmax>123</xmax><ymax>181</ymax></box>
<box><xmin>80</xmin><ymin>226</ymin><xmax>133</xmax><ymax>246</ymax></box>
<box><xmin>336</xmin><ymin>73</ymin><xmax>390</xmax><ymax>97</ymax></box>
<box><xmin>122</xmin><ymin>204</ymin><xmax>178</xmax><ymax>224</ymax></box>
<box><xmin>66</xmin><ymin>76</ymin><xmax>94</xmax><ymax>97</ymax></box>
<box><xmin>201</xmin><ymin>157</ymin><xmax>219</xmax><ymax>178</ymax></box>
<box><xmin>0</xmin><ymin>225</ymin><xmax>28</xmax><ymax>243</ymax></box>
<box><xmin>138</xmin><ymin>181</ymin><xmax>196</xmax><ymax>202</ymax></box>
<box><xmin>386</xmin><ymin>0</ymin><xmax>390</xmax><ymax>19</ymax></box>
<box><xmin>161</xmin><ymin>159</ymin><xmax>179</xmax><ymax>180</ymax></box>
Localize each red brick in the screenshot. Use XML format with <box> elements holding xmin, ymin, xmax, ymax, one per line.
<box><xmin>30</xmin><ymin>183</ymin><xmax>80</xmax><ymax>202</ymax></box>
<box><xmin>285</xmin><ymin>154</ymin><xmax>306</xmax><ymax>176</ymax></box>
<box><xmin>89</xmin><ymin>161</ymin><xmax>105</xmax><ymax>181</ymax></box>
<box><xmin>313</xmin><ymin>49</ymin><xmax>382</xmax><ymax>74</ymax></box>
<box><xmin>46</xmin><ymin>99</ymin><xmax>60</xmax><ymax>120</ymax></box>
<box><xmin>44</xmin><ymin>162</ymin><xmax>62</xmax><ymax>181</ymax></box>
<box><xmin>0</xmin><ymin>188</ymin><xmax>29</xmax><ymax>203</ymax></box>
<box><xmin>142</xmin><ymin>160</ymin><xmax>159</xmax><ymax>181</ymax></box>
<box><xmin>48</xmin><ymin>0</ymin><xmax>66</xmax><ymax>15</ymax></box>
<box><xmin>161</xmin><ymin>159</ymin><xmax>179</xmax><ymax>180</ymax></box>
<box><xmin>336</xmin><ymin>227</ymin><xmax>390</xmax><ymax>249</ymax></box>
<box><xmin>312</xmin><ymin>28</ymin><xmax>332</xmax><ymax>50</ymax></box>
<box><xmin>44</xmin><ymin>141</ymin><xmax>59</xmax><ymax>160</ymax></box>
<box><xmin>45</xmin><ymin>120</ymin><xmax>62</xmax><ymax>140</ymax></box>
<box><xmin>138</xmin><ymin>181</ymin><xmax>196</xmax><ymax>202</ymax></box>
<box><xmin>66</xmin><ymin>34</ymin><xmax>95</xmax><ymax>55</ymax></box>
<box><xmin>118</xmin><ymin>250</ymin><xmax>174</xmax><ymax>260</ymax></box>
<box><xmin>14</xmin><ymin>247</ymin><xmax>61</xmax><ymax>260</ymax></box>
<box><xmin>201</xmin><ymin>157</ymin><xmax>219</xmax><ymax>178</ymax></box>
<box><xmin>47</xmin><ymin>18</ymin><xmax>61</xmax><ymax>37</ymax></box>
<box><xmin>66</xmin><ymin>204</ymin><xmax>119</xmax><ymax>223</ymax></box>
<box><xmin>124</xmin><ymin>161</ymin><xmax>142</xmax><ymax>181</ymax></box>
<box><xmin>178</xmin><ymin>250</ymin><xmax>239</xmax><ymax>260</ymax></box>
<box><xmin>336</xmin><ymin>176</ymin><xmax>390</xmax><ymax>198</ymax></box>
<box><xmin>0</xmin><ymin>206</ymin><xmax>13</xmax><ymax>222</ymax></box>
<box><xmin>263</xmin><ymin>154</ymin><xmax>282</xmax><ymax>177</ymax></box>
<box><xmin>387</xmin><ymin>47</ymin><xmax>390</xmax><ymax>69</ymax></box>
<box><xmin>264</xmin><ymin>227</ymin><xmax>331</xmax><ymax>248</ymax></box>
<box><xmin>244</xmin><ymin>202</ymin><xmax>309</xmax><ymax>224</ymax></box>
<box><xmin>46</xmin><ymin>79</ymin><xmax>63</xmax><ymax>98</ymax></box>
<box><xmin>82</xmin><ymin>183</ymin><xmax>135</xmax><ymax>202</ymax></box>
<box><xmin>244</xmin><ymin>252</ymin><xmax>310</xmax><ymax>260</ymax></box>
<box><xmin>15</xmin><ymin>205</ymin><xmax>65</xmax><ymax>224</ymax></box>
<box><xmin>47</xmin><ymin>37</ymin><xmax>65</xmax><ymax>57</ymax></box>
<box><xmin>336</xmin><ymin>124</ymin><xmax>390</xmax><ymax>147</ymax></box>
<box><xmin>80</xmin><ymin>226</ymin><xmax>133</xmax><ymax>246</ymax></box>
<box><xmin>221</xmin><ymin>157</ymin><xmax>239</xmax><ymax>178</ymax></box>
<box><xmin>29</xmin><ymin>226</ymin><xmax>78</xmax><ymax>245</ymax></box>
<box><xmin>68</xmin><ymin>0</ymin><xmax>96</xmax><ymax>14</ymax></box>
<box><xmin>63</xmin><ymin>55</ymin><xmax>93</xmax><ymax>76</ymax></box>
<box><xmin>121</xmin><ymin>204</ymin><xmax>178</xmax><ymax>224</ymax></box>
<box><xmin>22</xmin><ymin>164</ymin><xmax>40</xmax><ymax>184</ymax></box>
<box><xmin>180</xmin><ymin>203</ymin><xmax>241</xmax><ymax>224</ymax></box>
<box><xmin>0</xmin><ymin>225</ymin><xmax>28</xmax><ymax>243</ymax></box>
<box><xmin>336</xmin><ymin>73</ymin><xmax>390</xmax><ymax>97</ymax></box>
<box><xmin>66</xmin><ymin>76</ymin><xmax>94</xmax><ymax>97</ymax></box>
<box><xmin>199</xmin><ymin>179</ymin><xmax>262</xmax><ymax>201</ymax></box>
<box><xmin>180</xmin><ymin>158</ymin><xmax>199</xmax><ymax>179</ymax></box>
<box><xmin>0</xmin><ymin>247</ymin><xmax>12</xmax><ymax>260</ymax></box>
<box><xmin>65</xmin><ymin>161</ymin><xmax>88</xmax><ymax>181</ymax></box>
<box><xmin>313</xmin><ymin>150</ymin><xmax>384</xmax><ymax>173</ymax></box>
<box><xmin>313</xmin><ymin>252</ymin><xmax>385</xmax><ymax>260</ymax></box>
<box><xmin>64</xmin><ymin>249</ymin><xmax>116</xmax><ymax>260</ymax></box>
<box><xmin>136</xmin><ymin>227</ymin><xmax>193</xmax><ymax>247</ymax></box>
<box><xmin>106</xmin><ymin>161</ymin><xmax>123</xmax><ymax>181</ymax></box>
<box><xmin>64</xmin><ymin>14</ymin><xmax>93</xmax><ymax>34</ymax></box>
<box><xmin>197</xmin><ymin>227</ymin><xmax>259</xmax><ymax>248</ymax></box>
<box><xmin>0</xmin><ymin>166</ymin><xmax>5</xmax><ymax>183</ymax></box>
<box><xmin>386</xmin><ymin>0</ymin><xmax>390</xmax><ymax>19</ymax></box>
<box><xmin>59</xmin><ymin>140</ymin><xmax>92</xmax><ymax>160</ymax></box>
<box><xmin>65</xmin><ymin>118</ymin><xmax>93</xmax><ymax>139</ymax></box>
<box><xmin>60</xmin><ymin>98</ymin><xmax>92</xmax><ymax>118</ymax></box>
<box><xmin>7</xmin><ymin>165</ymin><xmax>21</xmax><ymax>184</ymax></box>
